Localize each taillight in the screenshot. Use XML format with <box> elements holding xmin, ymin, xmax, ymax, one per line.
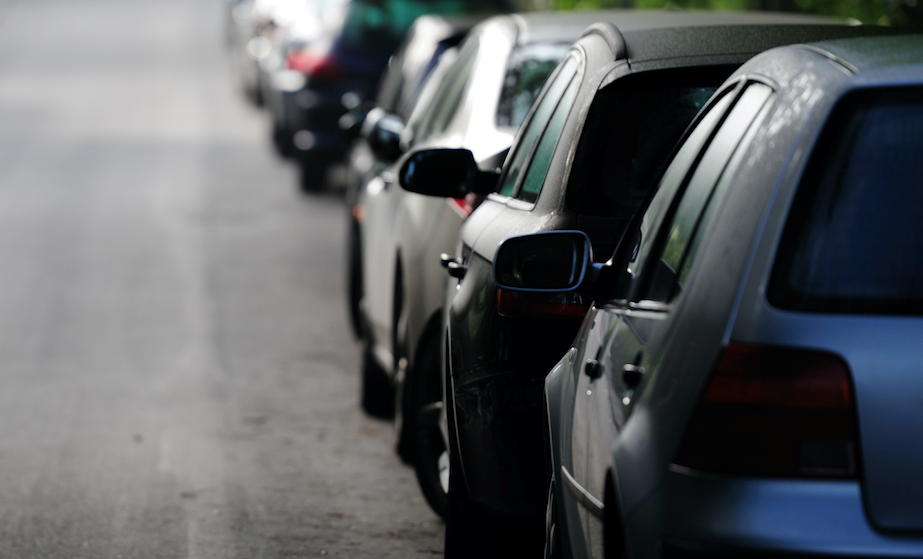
<box><xmin>286</xmin><ymin>48</ymin><xmax>341</xmax><ymax>84</ymax></box>
<box><xmin>447</xmin><ymin>193</ymin><xmax>481</xmax><ymax>219</ymax></box>
<box><xmin>497</xmin><ymin>288</ymin><xmax>589</xmax><ymax>318</ymax></box>
<box><xmin>673</xmin><ymin>344</ymin><xmax>858</xmax><ymax>479</ymax></box>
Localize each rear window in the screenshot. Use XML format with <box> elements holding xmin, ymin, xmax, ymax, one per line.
<box><xmin>769</xmin><ymin>88</ymin><xmax>923</xmax><ymax>315</ymax></box>
<box><xmin>495</xmin><ymin>43</ymin><xmax>570</xmax><ymax>129</ymax></box>
<box><xmin>565</xmin><ymin>67</ymin><xmax>731</xmax><ymax>219</ymax></box>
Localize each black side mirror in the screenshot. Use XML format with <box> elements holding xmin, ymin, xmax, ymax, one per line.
<box><xmin>494</xmin><ymin>230</ymin><xmax>636</xmax><ymax>302</ymax></box>
<box><xmin>398</xmin><ymin>148</ymin><xmax>477</xmax><ymax>198</ymax></box>
<box><xmin>338</xmin><ymin>91</ymin><xmax>367</xmax><ymax>139</ymax></box>
<box><xmin>493</xmin><ymin>231</ymin><xmax>592</xmax><ymax>292</ymax></box>
<box><xmin>366</xmin><ymin>112</ymin><xmax>404</xmax><ymax>162</ymax></box>
<box><xmin>339</xmin><ymin>108</ymin><xmax>366</xmax><ymax>139</ymax></box>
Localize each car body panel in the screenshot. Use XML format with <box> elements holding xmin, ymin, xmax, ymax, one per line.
<box><xmin>544</xmin><ymin>34</ymin><xmax>923</xmax><ymax>559</ymax></box>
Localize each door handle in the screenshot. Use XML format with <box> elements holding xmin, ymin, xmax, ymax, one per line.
<box><xmin>622</xmin><ymin>363</ymin><xmax>645</xmax><ymax>388</ymax></box>
<box><xmin>584</xmin><ymin>359</ymin><xmax>603</xmax><ymax>379</ymax></box>
<box><xmin>440</xmin><ymin>253</ymin><xmax>466</xmax><ymax>279</ymax></box>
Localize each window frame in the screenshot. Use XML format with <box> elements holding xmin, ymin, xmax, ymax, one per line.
<box><xmin>491</xmin><ymin>51</ymin><xmax>582</xmax><ymax>201</ymax></box>
<box><xmin>614</xmin><ymin>78</ymin><xmax>776</xmax><ymax>311</ymax></box>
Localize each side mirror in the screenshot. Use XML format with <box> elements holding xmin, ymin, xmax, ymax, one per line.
<box><xmin>398</xmin><ymin>148</ymin><xmax>477</xmax><ymax>198</ymax></box>
<box><xmin>493</xmin><ymin>231</ymin><xmax>592</xmax><ymax>292</ymax></box>
<box><xmin>366</xmin><ymin>112</ymin><xmax>404</xmax><ymax>162</ymax></box>
<box><xmin>339</xmin><ymin>108</ymin><xmax>366</xmax><ymax>139</ymax></box>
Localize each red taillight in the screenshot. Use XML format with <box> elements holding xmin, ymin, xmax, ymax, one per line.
<box><xmin>497</xmin><ymin>288</ymin><xmax>589</xmax><ymax>318</ymax></box>
<box><xmin>673</xmin><ymin>344</ymin><xmax>858</xmax><ymax>479</ymax></box>
<box><xmin>286</xmin><ymin>48</ymin><xmax>341</xmax><ymax>83</ymax></box>
<box><xmin>448</xmin><ymin>198</ymin><xmax>471</xmax><ymax>218</ymax></box>
<box><xmin>447</xmin><ymin>193</ymin><xmax>483</xmax><ymax>219</ymax></box>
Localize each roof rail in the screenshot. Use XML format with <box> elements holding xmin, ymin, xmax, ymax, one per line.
<box><xmin>582</xmin><ymin>22</ymin><xmax>626</xmax><ymax>61</ymax></box>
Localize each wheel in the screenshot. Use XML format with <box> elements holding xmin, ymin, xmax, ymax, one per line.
<box><xmin>345</xmin><ymin>218</ymin><xmax>363</xmax><ymax>339</ymax></box>
<box><xmin>444</xmin><ymin>385</ymin><xmax>486</xmax><ymax>559</ymax></box>
<box><xmin>360</xmin><ymin>342</ymin><xmax>393</xmax><ymax>419</ymax></box>
<box><xmin>443</xmin><ymin>368</ymin><xmax>544</xmax><ymax>558</ymax></box>
<box><xmin>272</xmin><ymin>121</ymin><xmax>295</xmax><ymax>158</ymax></box>
<box><xmin>604</xmin><ymin>476</ymin><xmax>626</xmax><ymax>559</ymax></box>
<box><xmin>298</xmin><ymin>155</ymin><xmax>328</xmax><ymax>193</ymax></box>
<box><xmin>544</xmin><ymin>475</ymin><xmax>562</xmax><ymax>559</ymax></box>
<box><xmin>392</xmin><ymin>267</ymin><xmax>414</xmax><ymax>463</ymax></box>
<box><xmin>444</xmin><ymin>386</ymin><xmax>519</xmax><ymax>559</ymax></box>
<box><xmin>410</xmin><ymin>331</ymin><xmax>448</xmax><ymax>518</ymax></box>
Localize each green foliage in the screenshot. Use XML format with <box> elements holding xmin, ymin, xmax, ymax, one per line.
<box><xmin>547</xmin><ymin>0</ymin><xmax>923</xmax><ymax>30</ymax></box>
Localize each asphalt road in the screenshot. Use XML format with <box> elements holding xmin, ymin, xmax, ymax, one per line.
<box><xmin>0</xmin><ymin>0</ymin><xmax>444</xmax><ymax>556</ymax></box>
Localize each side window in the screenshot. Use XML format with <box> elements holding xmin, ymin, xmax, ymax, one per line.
<box><xmin>628</xmin><ymin>88</ymin><xmax>737</xmax><ymax>280</ymax></box>
<box><xmin>640</xmin><ymin>83</ymin><xmax>773</xmax><ymax>303</ymax></box>
<box><xmin>415</xmin><ymin>42</ymin><xmax>478</xmax><ymax>143</ymax></box>
<box><xmin>517</xmin><ymin>76</ymin><xmax>579</xmax><ymax>203</ymax></box>
<box><xmin>497</xmin><ymin>56</ymin><xmax>578</xmax><ymax>197</ymax></box>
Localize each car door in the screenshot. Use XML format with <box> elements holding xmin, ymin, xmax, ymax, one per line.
<box><xmin>447</xmin><ymin>52</ymin><xmax>581</xmax><ymax>381</ymax></box>
<box><xmin>361</xmin><ymin>41</ymin><xmax>476</xmax><ymax>357</ymax></box>
<box><xmin>576</xmin><ymin>80</ymin><xmax>775</xmax><ymax>557</ymax></box>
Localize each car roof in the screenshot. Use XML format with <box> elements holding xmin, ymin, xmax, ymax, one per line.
<box><xmin>804</xmin><ymin>33</ymin><xmax>923</xmax><ymax>74</ymax></box>
<box><xmin>727</xmin><ymin>33</ymin><xmax>923</xmax><ymax>99</ymax></box>
<box><xmin>620</xmin><ymin>23</ymin><xmax>895</xmax><ymax>68</ymax></box>
<box><xmin>499</xmin><ymin>9</ymin><xmax>897</xmax><ymax>72</ymax></box>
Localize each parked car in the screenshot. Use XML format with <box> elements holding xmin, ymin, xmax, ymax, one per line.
<box><xmin>260</xmin><ymin>0</ymin><xmax>327</xmax><ymax>157</ymax></box>
<box><xmin>343</xmin><ymin>14</ymin><xmax>474</xmax><ymax>339</ymax></box>
<box><xmin>277</xmin><ymin>0</ymin><xmax>514</xmax><ymax>191</ymax></box>
<box><xmin>494</xmin><ymin>32</ymin><xmax>923</xmax><ymax>559</ymax></box>
<box><xmin>398</xmin><ymin>11</ymin><xmax>895</xmax><ymax>558</ymax></box>
<box><xmin>228</xmin><ymin>0</ymin><xmax>306</xmax><ymax>106</ymax></box>
<box><xmin>355</xmin><ymin>11</ymin><xmax>596</xmax><ymax>519</ymax></box>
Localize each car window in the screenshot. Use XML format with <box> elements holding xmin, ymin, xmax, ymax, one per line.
<box><xmin>414</xmin><ymin>42</ymin><xmax>478</xmax><ymax>143</ymax></box>
<box><xmin>497</xmin><ymin>55</ymin><xmax>578</xmax><ymax>197</ymax></box>
<box><xmin>627</xmin><ymin>88</ymin><xmax>737</xmax><ymax>282</ymax></box>
<box><xmin>769</xmin><ymin>87</ymin><xmax>923</xmax><ymax>315</ymax></box>
<box><xmin>517</xmin><ymin>76</ymin><xmax>579</xmax><ymax>203</ymax></box>
<box><xmin>566</xmin><ymin>69</ymin><xmax>731</xmax><ymax>220</ymax></box>
<box><xmin>496</xmin><ymin>43</ymin><xmax>570</xmax><ymax>129</ymax></box>
<box><xmin>642</xmin><ymin>83</ymin><xmax>773</xmax><ymax>302</ymax></box>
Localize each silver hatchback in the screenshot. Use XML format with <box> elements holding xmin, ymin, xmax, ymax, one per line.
<box><xmin>495</xmin><ymin>34</ymin><xmax>923</xmax><ymax>558</ymax></box>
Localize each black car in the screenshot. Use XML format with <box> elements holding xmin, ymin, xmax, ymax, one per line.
<box><xmin>398</xmin><ymin>10</ymin><xmax>894</xmax><ymax>558</ymax></box>
<box><xmin>279</xmin><ymin>0</ymin><xmax>513</xmax><ymax>191</ymax></box>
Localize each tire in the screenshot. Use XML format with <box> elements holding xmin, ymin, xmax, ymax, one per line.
<box><xmin>544</xmin><ymin>476</ymin><xmax>562</xmax><ymax>559</ymax></box>
<box><xmin>392</xmin><ymin>266</ymin><xmax>413</xmax><ymax>463</ymax></box>
<box><xmin>299</xmin><ymin>155</ymin><xmax>328</xmax><ymax>193</ymax></box>
<box><xmin>444</xmin><ymin>387</ymin><xmax>486</xmax><ymax>559</ymax></box>
<box><xmin>443</xmin><ymin>368</ymin><xmax>544</xmax><ymax>558</ymax></box>
<box><xmin>604</xmin><ymin>476</ymin><xmax>627</xmax><ymax>559</ymax></box>
<box><xmin>272</xmin><ymin>121</ymin><xmax>295</xmax><ymax>158</ymax></box>
<box><xmin>410</xmin><ymin>331</ymin><xmax>448</xmax><ymax>518</ymax></box>
<box><xmin>360</xmin><ymin>343</ymin><xmax>393</xmax><ymax>419</ymax></box>
<box><xmin>444</xmin><ymin>387</ymin><xmax>518</xmax><ymax>559</ymax></box>
<box><xmin>346</xmin><ymin>219</ymin><xmax>363</xmax><ymax>339</ymax></box>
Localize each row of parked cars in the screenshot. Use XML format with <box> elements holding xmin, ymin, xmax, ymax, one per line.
<box><xmin>229</xmin><ymin>2</ymin><xmax>923</xmax><ymax>558</ymax></box>
<box><xmin>224</xmin><ymin>0</ymin><xmax>514</xmax><ymax>190</ymax></box>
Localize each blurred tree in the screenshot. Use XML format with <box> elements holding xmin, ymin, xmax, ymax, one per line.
<box><xmin>547</xmin><ymin>0</ymin><xmax>923</xmax><ymax>31</ymax></box>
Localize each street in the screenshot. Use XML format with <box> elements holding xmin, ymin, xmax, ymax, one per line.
<box><xmin>0</xmin><ymin>0</ymin><xmax>444</xmax><ymax>556</ymax></box>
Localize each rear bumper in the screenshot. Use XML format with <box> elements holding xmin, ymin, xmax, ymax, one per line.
<box><xmin>629</xmin><ymin>468</ymin><xmax>923</xmax><ymax>558</ymax></box>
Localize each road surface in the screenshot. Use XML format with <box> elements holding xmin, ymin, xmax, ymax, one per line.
<box><xmin>0</xmin><ymin>0</ymin><xmax>445</xmax><ymax>556</ymax></box>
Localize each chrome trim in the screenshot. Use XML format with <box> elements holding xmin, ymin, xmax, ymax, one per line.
<box><xmin>561</xmin><ymin>465</ymin><xmax>604</xmax><ymax>519</ymax></box>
